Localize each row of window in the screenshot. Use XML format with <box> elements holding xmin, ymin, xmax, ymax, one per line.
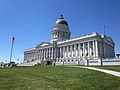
<box><xmin>39</xmin><ymin>51</ymin><xmax>94</xmax><ymax>59</ymax></box>
<box><xmin>57</xmin><ymin>59</ymin><xmax>78</xmax><ymax>62</ymax></box>
<box><xmin>53</xmin><ymin>25</ymin><xmax>69</xmax><ymax>31</ymax></box>
<box><xmin>52</xmin><ymin>31</ymin><xmax>70</xmax><ymax>39</ymax></box>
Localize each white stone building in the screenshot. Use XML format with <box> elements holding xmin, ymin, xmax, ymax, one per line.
<box><xmin>24</xmin><ymin>15</ymin><xmax>115</xmax><ymax>65</ymax></box>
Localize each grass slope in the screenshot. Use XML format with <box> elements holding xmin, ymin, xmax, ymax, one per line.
<box><xmin>0</xmin><ymin>66</ymin><xmax>120</xmax><ymax>90</ymax></box>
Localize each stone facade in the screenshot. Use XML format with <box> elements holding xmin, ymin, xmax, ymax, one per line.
<box><xmin>24</xmin><ymin>15</ymin><xmax>115</xmax><ymax>65</ymax></box>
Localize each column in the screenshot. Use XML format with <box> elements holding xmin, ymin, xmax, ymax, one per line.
<box><xmin>63</xmin><ymin>46</ymin><xmax>65</xmax><ymax>59</ymax></box>
<box><xmin>39</xmin><ymin>50</ymin><xmax>40</xmax><ymax>60</ymax></box>
<box><xmin>46</xmin><ymin>48</ymin><xmax>48</xmax><ymax>58</ymax></box>
<box><xmin>88</xmin><ymin>42</ymin><xmax>90</xmax><ymax>57</ymax></box>
<box><xmin>36</xmin><ymin>50</ymin><xmax>38</xmax><ymax>60</ymax></box>
<box><xmin>70</xmin><ymin>45</ymin><xmax>72</xmax><ymax>57</ymax></box>
<box><xmin>45</xmin><ymin>49</ymin><xmax>47</xmax><ymax>58</ymax></box>
<box><xmin>95</xmin><ymin>40</ymin><xmax>98</xmax><ymax>57</ymax></box>
<box><xmin>54</xmin><ymin>47</ymin><xmax>56</xmax><ymax>59</ymax></box>
<box><xmin>83</xmin><ymin>43</ymin><xmax>85</xmax><ymax>57</ymax></box>
<box><xmin>93</xmin><ymin>41</ymin><xmax>95</xmax><ymax>57</ymax></box>
<box><xmin>44</xmin><ymin>49</ymin><xmax>45</xmax><ymax>59</ymax></box>
<box><xmin>47</xmin><ymin>48</ymin><xmax>49</xmax><ymax>58</ymax></box>
<box><xmin>74</xmin><ymin>44</ymin><xmax>76</xmax><ymax>57</ymax></box>
<box><xmin>52</xmin><ymin>48</ymin><xmax>53</xmax><ymax>59</ymax></box>
<box><xmin>56</xmin><ymin>47</ymin><xmax>58</xmax><ymax>59</ymax></box>
<box><xmin>60</xmin><ymin>47</ymin><xmax>62</xmax><ymax>59</ymax></box>
<box><xmin>49</xmin><ymin>48</ymin><xmax>50</xmax><ymax>59</ymax></box>
<box><xmin>78</xmin><ymin>44</ymin><xmax>81</xmax><ymax>58</ymax></box>
<box><xmin>65</xmin><ymin>32</ymin><xmax>67</xmax><ymax>38</ymax></box>
<box><xmin>67</xmin><ymin>46</ymin><xmax>69</xmax><ymax>58</ymax></box>
<box><xmin>103</xmin><ymin>42</ymin><xmax>106</xmax><ymax>58</ymax></box>
<box><xmin>41</xmin><ymin>49</ymin><xmax>43</xmax><ymax>59</ymax></box>
<box><xmin>40</xmin><ymin>50</ymin><xmax>42</xmax><ymax>60</ymax></box>
<box><xmin>41</xmin><ymin>49</ymin><xmax>42</xmax><ymax>60</ymax></box>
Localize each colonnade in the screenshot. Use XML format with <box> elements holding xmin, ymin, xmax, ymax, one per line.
<box><xmin>37</xmin><ymin>40</ymin><xmax>99</xmax><ymax>61</ymax></box>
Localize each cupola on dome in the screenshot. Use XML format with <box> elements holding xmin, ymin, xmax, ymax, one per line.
<box><xmin>56</xmin><ymin>15</ymin><xmax>68</xmax><ymax>26</ymax></box>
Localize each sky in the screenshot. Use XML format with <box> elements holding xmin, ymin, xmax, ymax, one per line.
<box><xmin>0</xmin><ymin>0</ymin><xmax>120</xmax><ymax>63</ymax></box>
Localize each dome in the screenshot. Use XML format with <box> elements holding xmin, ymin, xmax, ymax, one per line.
<box><xmin>51</xmin><ymin>15</ymin><xmax>71</xmax><ymax>42</ymax></box>
<box><xmin>55</xmin><ymin>15</ymin><xmax>68</xmax><ymax>26</ymax></box>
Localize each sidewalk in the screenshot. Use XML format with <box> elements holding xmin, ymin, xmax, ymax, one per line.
<box><xmin>70</xmin><ymin>66</ymin><xmax>120</xmax><ymax>77</ymax></box>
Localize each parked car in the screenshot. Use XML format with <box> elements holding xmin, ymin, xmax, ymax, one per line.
<box><xmin>8</xmin><ymin>62</ymin><xmax>17</xmax><ymax>67</ymax></box>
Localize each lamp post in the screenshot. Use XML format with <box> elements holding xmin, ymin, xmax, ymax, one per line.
<box><xmin>100</xmin><ymin>56</ymin><xmax>103</xmax><ymax>67</ymax></box>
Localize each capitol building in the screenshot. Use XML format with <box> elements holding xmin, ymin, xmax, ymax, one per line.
<box><xmin>24</xmin><ymin>15</ymin><xmax>115</xmax><ymax>65</ymax></box>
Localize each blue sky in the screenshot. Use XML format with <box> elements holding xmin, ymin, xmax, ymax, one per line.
<box><xmin>0</xmin><ymin>0</ymin><xmax>120</xmax><ymax>63</ymax></box>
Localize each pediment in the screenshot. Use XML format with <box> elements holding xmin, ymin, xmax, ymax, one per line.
<box><xmin>41</xmin><ymin>43</ymin><xmax>49</xmax><ymax>46</ymax></box>
<box><xmin>36</xmin><ymin>42</ymin><xmax>52</xmax><ymax>48</ymax></box>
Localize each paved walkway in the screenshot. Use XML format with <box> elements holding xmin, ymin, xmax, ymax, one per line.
<box><xmin>70</xmin><ymin>66</ymin><xmax>120</xmax><ymax>77</ymax></box>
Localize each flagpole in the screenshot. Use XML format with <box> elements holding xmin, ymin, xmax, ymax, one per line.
<box><xmin>10</xmin><ymin>37</ymin><xmax>15</xmax><ymax>63</ymax></box>
<box><xmin>10</xmin><ymin>42</ymin><xmax>13</xmax><ymax>63</ymax></box>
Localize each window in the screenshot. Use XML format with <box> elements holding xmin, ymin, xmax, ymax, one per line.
<box><xmin>72</xmin><ymin>45</ymin><xmax>74</xmax><ymax>50</ymax></box>
<box><xmin>81</xmin><ymin>43</ymin><xmax>83</xmax><ymax>46</ymax></box>
<box><xmin>65</xmin><ymin>46</ymin><xmax>67</xmax><ymax>51</ymax></box>
<box><xmin>90</xmin><ymin>41</ymin><xmax>93</xmax><ymax>45</ymax></box>
<box><xmin>68</xmin><ymin>45</ymin><xmax>70</xmax><ymax>51</ymax></box>
<box><xmin>86</xmin><ymin>53</ymin><xmax>88</xmax><ymax>56</ymax></box>
<box><xmin>82</xmin><ymin>53</ymin><xmax>83</xmax><ymax>56</ymax></box>
<box><xmin>76</xmin><ymin>44</ymin><xmax>78</xmax><ymax>50</ymax></box>
<box><xmin>61</xmin><ymin>47</ymin><xmax>63</xmax><ymax>52</ymax></box>
<box><xmin>91</xmin><ymin>52</ymin><xmax>94</xmax><ymax>56</ymax></box>
<box><xmin>85</xmin><ymin>42</ymin><xmax>88</xmax><ymax>47</ymax></box>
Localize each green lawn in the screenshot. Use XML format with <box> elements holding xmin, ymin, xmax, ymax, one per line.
<box><xmin>95</xmin><ymin>66</ymin><xmax>120</xmax><ymax>72</ymax></box>
<box><xmin>0</xmin><ymin>66</ymin><xmax>120</xmax><ymax>90</ymax></box>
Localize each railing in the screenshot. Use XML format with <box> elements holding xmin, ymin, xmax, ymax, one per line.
<box><xmin>86</xmin><ymin>58</ymin><xmax>120</xmax><ymax>66</ymax></box>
